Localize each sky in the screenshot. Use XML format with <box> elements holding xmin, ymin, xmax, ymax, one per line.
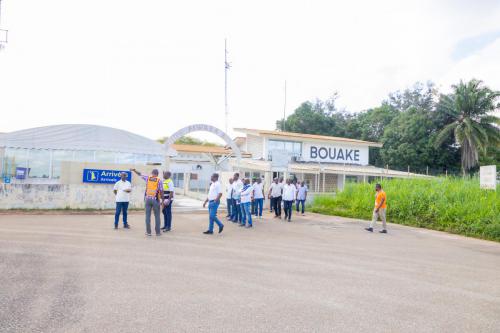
<box><xmin>0</xmin><ymin>0</ymin><xmax>500</xmax><ymax>143</ymax></box>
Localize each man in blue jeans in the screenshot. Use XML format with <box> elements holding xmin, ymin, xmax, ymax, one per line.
<box><xmin>113</xmin><ymin>172</ymin><xmax>132</xmax><ymax>229</ymax></box>
<box><xmin>296</xmin><ymin>181</ymin><xmax>308</xmax><ymax>215</ymax></box>
<box><xmin>202</xmin><ymin>173</ymin><xmax>224</xmax><ymax>235</ymax></box>
<box><xmin>226</xmin><ymin>178</ymin><xmax>234</xmax><ymax>218</ymax></box>
<box><xmin>253</xmin><ymin>177</ymin><xmax>264</xmax><ymax>218</ymax></box>
<box><xmin>239</xmin><ymin>178</ymin><xmax>253</xmax><ymax>228</ymax></box>
<box><xmin>230</xmin><ymin>173</ymin><xmax>243</xmax><ymax>223</ymax></box>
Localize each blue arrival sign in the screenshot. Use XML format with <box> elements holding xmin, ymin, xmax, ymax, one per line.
<box><xmin>82</xmin><ymin>169</ymin><xmax>132</xmax><ymax>184</ymax></box>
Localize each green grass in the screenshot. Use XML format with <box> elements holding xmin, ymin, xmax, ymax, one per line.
<box><xmin>311</xmin><ymin>178</ymin><xmax>500</xmax><ymax>242</ymax></box>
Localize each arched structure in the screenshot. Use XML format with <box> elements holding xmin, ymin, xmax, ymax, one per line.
<box><xmin>165</xmin><ymin>124</ymin><xmax>242</xmax><ymax>162</ymax></box>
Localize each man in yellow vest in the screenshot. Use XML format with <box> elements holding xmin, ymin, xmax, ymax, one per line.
<box><xmin>131</xmin><ymin>168</ymin><xmax>164</xmax><ymax>236</ymax></box>
<box><xmin>161</xmin><ymin>171</ymin><xmax>175</xmax><ymax>232</ymax></box>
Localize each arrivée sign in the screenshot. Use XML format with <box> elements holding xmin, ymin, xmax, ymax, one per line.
<box><xmin>302</xmin><ymin>143</ymin><xmax>369</xmax><ymax>165</ymax></box>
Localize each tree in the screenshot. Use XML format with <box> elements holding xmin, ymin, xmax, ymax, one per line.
<box><xmin>380</xmin><ymin>107</ymin><xmax>459</xmax><ymax>173</ymax></box>
<box><xmin>387</xmin><ymin>81</ymin><xmax>437</xmax><ymax>112</ymax></box>
<box><xmin>435</xmin><ymin>79</ymin><xmax>500</xmax><ymax>173</ymax></box>
<box><xmin>276</xmin><ymin>94</ymin><xmax>351</xmax><ymax>137</ymax></box>
<box><xmin>156</xmin><ymin>136</ymin><xmax>221</xmax><ymax>147</ymax></box>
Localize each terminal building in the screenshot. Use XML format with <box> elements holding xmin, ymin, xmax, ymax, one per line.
<box><xmin>0</xmin><ymin>124</ymin><xmax>427</xmax><ymax>209</ymax></box>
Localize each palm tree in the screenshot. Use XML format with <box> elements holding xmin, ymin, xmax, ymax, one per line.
<box><xmin>435</xmin><ymin>79</ymin><xmax>500</xmax><ymax>173</ymax></box>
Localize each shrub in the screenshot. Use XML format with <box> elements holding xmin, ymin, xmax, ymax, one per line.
<box><xmin>310</xmin><ymin>178</ymin><xmax>500</xmax><ymax>242</ymax></box>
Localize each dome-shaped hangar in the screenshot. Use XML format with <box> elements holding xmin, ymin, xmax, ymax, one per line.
<box><xmin>0</xmin><ymin>124</ymin><xmax>165</xmax><ymax>180</ymax></box>
<box><xmin>0</xmin><ymin>124</ymin><xmax>164</xmax><ymax>155</ymax></box>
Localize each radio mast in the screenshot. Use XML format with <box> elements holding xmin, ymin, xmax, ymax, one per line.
<box><xmin>0</xmin><ymin>0</ymin><xmax>8</xmax><ymax>50</ymax></box>
<box><xmin>224</xmin><ymin>39</ymin><xmax>231</xmax><ymax>134</ymax></box>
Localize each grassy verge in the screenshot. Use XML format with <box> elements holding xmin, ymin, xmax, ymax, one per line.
<box><xmin>310</xmin><ymin>178</ymin><xmax>500</xmax><ymax>242</ymax></box>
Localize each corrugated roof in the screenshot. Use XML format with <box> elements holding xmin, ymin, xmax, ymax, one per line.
<box><xmin>234</xmin><ymin>128</ymin><xmax>383</xmax><ymax>147</ymax></box>
<box><xmin>0</xmin><ymin>124</ymin><xmax>164</xmax><ymax>155</ymax></box>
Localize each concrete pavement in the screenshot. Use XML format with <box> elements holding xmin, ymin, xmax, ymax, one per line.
<box><xmin>1</xmin><ymin>210</ymin><xmax>499</xmax><ymax>332</ymax></box>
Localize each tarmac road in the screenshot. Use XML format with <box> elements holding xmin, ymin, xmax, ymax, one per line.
<box><xmin>1</xmin><ymin>209</ymin><xmax>499</xmax><ymax>333</ymax></box>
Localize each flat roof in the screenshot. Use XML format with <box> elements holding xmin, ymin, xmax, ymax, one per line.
<box><xmin>234</xmin><ymin>128</ymin><xmax>383</xmax><ymax>148</ymax></box>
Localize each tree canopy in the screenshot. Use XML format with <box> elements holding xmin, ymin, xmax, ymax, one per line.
<box><xmin>277</xmin><ymin>80</ymin><xmax>499</xmax><ymax>174</ymax></box>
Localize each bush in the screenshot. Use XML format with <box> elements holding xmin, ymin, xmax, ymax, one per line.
<box><xmin>310</xmin><ymin>178</ymin><xmax>500</xmax><ymax>242</ymax></box>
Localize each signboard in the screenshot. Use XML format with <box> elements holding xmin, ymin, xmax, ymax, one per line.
<box><xmin>302</xmin><ymin>143</ymin><xmax>369</xmax><ymax>165</ymax></box>
<box><xmin>15</xmin><ymin>167</ymin><xmax>28</xmax><ymax>179</ymax></box>
<box><xmin>3</xmin><ymin>176</ymin><xmax>11</xmax><ymax>184</ymax></box>
<box><xmin>480</xmin><ymin>165</ymin><xmax>497</xmax><ymax>190</ymax></box>
<box><xmin>82</xmin><ymin>169</ymin><xmax>132</xmax><ymax>184</ymax></box>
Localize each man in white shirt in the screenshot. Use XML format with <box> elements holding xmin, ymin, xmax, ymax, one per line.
<box><xmin>268</xmin><ymin>178</ymin><xmax>283</xmax><ymax>218</ymax></box>
<box><xmin>253</xmin><ymin>177</ymin><xmax>265</xmax><ymax>218</ymax></box>
<box><xmin>282</xmin><ymin>179</ymin><xmax>297</xmax><ymax>222</ymax></box>
<box><xmin>226</xmin><ymin>178</ymin><xmax>234</xmax><ymax>218</ymax></box>
<box><xmin>296</xmin><ymin>181</ymin><xmax>308</xmax><ymax>215</ymax></box>
<box><xmin>239</xmin><ymin>178</ymin><xmax>254</xmax><ymax>228</ymax></box>
<box><xmin>230</xmin><ymin>173</ymin><xmax>243</xmax><ymax>223</ymax></box>
<box><xmin>202</xmin><ymin>173</ymin><xmax>224</xmax><ymax>234</ymax></box>
<box><xmin>113</xmin><ymin>172</ymin><xmax>132</xmax><ymax>229</ymax></box>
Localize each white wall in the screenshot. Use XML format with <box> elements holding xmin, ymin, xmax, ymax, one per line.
<box><xmin>246</xmin><ymin>135</ymin><xmax>264</xmax><ymax>159</ymax></box>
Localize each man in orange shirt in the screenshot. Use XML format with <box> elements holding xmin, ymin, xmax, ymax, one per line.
<box><xmin>365</xmin><ymin>183</ymin><xmax>387</xmax><ymax>233</ymax></box>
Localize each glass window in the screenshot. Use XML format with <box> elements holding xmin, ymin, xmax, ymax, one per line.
<box><xmin>52</xmin><ymin>150</ymin><xmax>74</xmax><ymax>179</ymax></box>
<box><xmin>268</xmin><ymin>140</ymin><xmax>302</xmax><ymax>159</ymax></box>
<box><xmin>28</xmin><ymin>149</ymin><xmax>51</xmax><ymax>178</ymax></box>
<box><xmin>134</xmin><ymin>154</ymin><xmax>148</xmax><ymax>165</ymax></box>
<box><xmin>95</xmin><ymin>151</ymin><xmax>116</xmax><ymax>163</ymax></box>
<box><xmin>74</xmin><ymin>150</ymin><xmax>95</xmax><ymax>162</ymax></box>
<box><xmin>116</xmin><ymin>153</ymin><xmax>136</xmax><ymax>164</ymax></box>
<box><xmin>4</xmin><ymin>148</ymin><xmax>29</xmax><ymax>176</ymax></box>
<box><xmin>147</xmin><ymin>154</ymin><xmax>164</xmax><ymax>165</ymax></box>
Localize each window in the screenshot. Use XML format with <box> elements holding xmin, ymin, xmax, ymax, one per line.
<box><xmin>95</xmin><ymin>151</ymin><xmax>116</xmax><ymax>163</ymax></box>
<box><xmin>74</xmin><ymin>150</ymin><xmax>95</xmax><ymax>162</ymax></box>
<box><xmin>52</xmin><ymin>150</ymin><xmax>74</xmax><ymax>179</ymax></box>
<box><xmin>28</xmin><ymin>149</ymin><xmax>51</xmax><ymax>178</ymax></box>
<box><xmin>3</xmin><ymin>148</ymin><xmax>29</xmax><ymax>176</ymax></box>
<box><xmin>268</xmin><ymin>140</ymin><xmax>302</xmax><ymax>160</ymax></box>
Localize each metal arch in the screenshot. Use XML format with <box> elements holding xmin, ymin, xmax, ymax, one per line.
<box><xmin>165</xmin><ymin>124</ymin><xmax>242</xmax><ymax>162</ymax></box>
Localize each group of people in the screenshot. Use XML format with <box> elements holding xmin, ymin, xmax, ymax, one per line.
<box><xmin>225</xmin><ymin>173</ymin><xmax>309</xmax><ymax>226</ymax></box>
<box><xmin>112</xmin><ymin>168</ymin><xmax>388</xmax><ymax>237</ymax></box>
<box><xmin>113</xmin><ymin>168</ymin><xmax>174</xmax><ymax>236</ymax></box>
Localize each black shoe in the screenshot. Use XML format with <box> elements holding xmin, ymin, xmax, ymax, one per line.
<box><xmin>218</xmin><ymin>225</ymin><xmax>224</xmax><ymax>233</ymax></box>
<box><xmin>239</xmin><ymin>224</ymin><xmax>245</xmax><ymax>227</ymax></box>
<box><xmin>245</xmin><ymin>225</ymin><xmax>253</xmax><ymax>228</ymax></box>
<box><xmin>123</xmin><ymin>224</ymin><xmax>130</xmax><ymax>229</ymax></box>
<box><xmin>203</xmin><ymin>230</ymin><xmax>214</xmax><ymax>234</ymax></box>
<box><xmin>156</xmin><ymin>233</ymin><xmax>162</xmax><ymax>236</ymax></box>
<box><xmin>114</xmin><ymin>225</ymin><xmax>118</xmax><ymax>229</ymax></box>
<box><xmin>288</xmin><ymin>219</ymin><xmax>291</xmax><ymax>222</ymax></box>
<box><xmin>379</xmin><ymin>230</ymin><xmax>387</xmax><ymax>234</ymax></box>
<box><xmin>365</xmin><ymin>227</ymin><xmax>373</xmax><ymax>232</ymax></box>
<box><xmin>163</xmin><ymin>228</ymin><xmax>171</xmax><ymax>232</ymax></box>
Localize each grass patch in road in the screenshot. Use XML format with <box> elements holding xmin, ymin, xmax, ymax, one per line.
<box><xmin>311</xmin><ymin>177</ymin><xmax>500</xmax><ymax>242</ymax></box>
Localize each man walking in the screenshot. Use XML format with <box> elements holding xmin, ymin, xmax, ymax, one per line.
<box><xmin>113</xmin><ymin>172</ymin><xmax>132</xmax><ymax>229</ymax></box>
<box><xmin>253</xmin><ymin>177</ymin><xmax>264</xmax><ymax>219</ymax></box>
<box><xmin>131</xmin><ymin>168</ymin><xmax>163</xmax><ymax>237</ymax></box>
<box><xmin>230</xmin><ymin>173</ymin><xmax>243</xmax><ymax>223</ymax></box>
<box><xmin>161</xmin><ymin>171</ymin><xmax>175</xmax><ymax>232</ymax></box>
<box><xmin>282</xmin><ymin>179</ymin><xmax>296</xmax><ymax>222</ymax></box>
<box><xmin>268</xmin><ymin>178</ymin><xmax>283</xmax><ymax>219</ymax></box>
<box><xmin>239</xmin><ymin>178</ymin><xmax>253</xmax><ymax>228</ymax></box>
<box><xmin>226</xmin><ymin>178</ymin><xmax>234</xmax><ymax>218</ymax></box>
<box><xmin>203</xmin><ymin>173</ymin><xmax>224</xmax><ymax>235</ymax></box>
<box><xmin>296</xmin><ymin>181</ymin><xmax>308</xmax><ymax>216</ymax></box>
<box><xmin>365</xmin><ymin>183</ymin><xmax>388</xmax><ymax>233</ymax></box>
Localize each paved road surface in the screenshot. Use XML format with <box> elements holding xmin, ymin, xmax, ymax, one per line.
<box><xmin>1</xmin><ymin>209</ymin><xmax>499</xmax><ymax>332</ymax></box>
